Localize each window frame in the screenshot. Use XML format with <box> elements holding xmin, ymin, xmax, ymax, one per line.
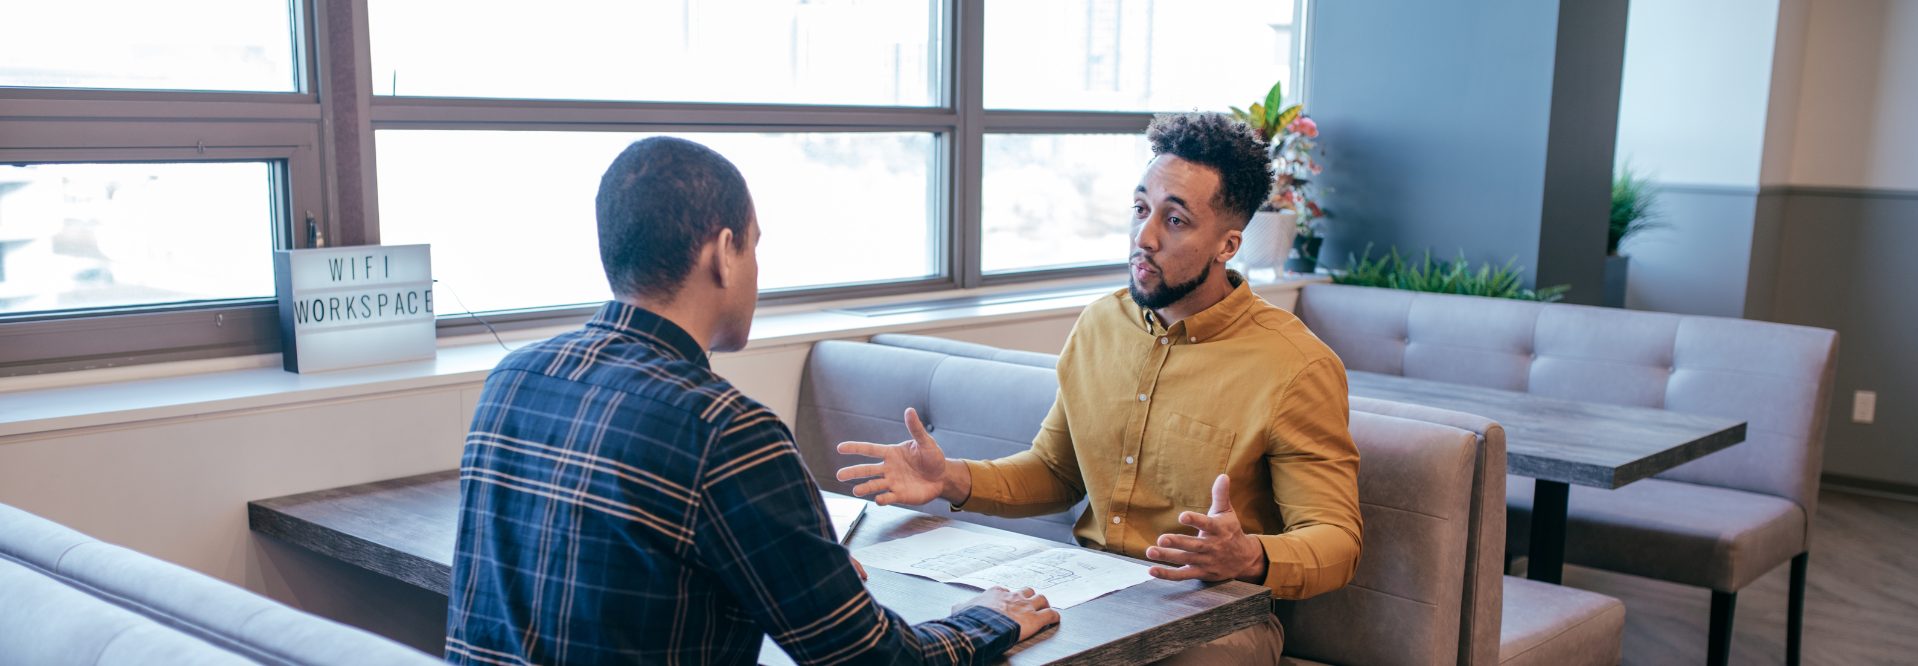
<box><xmin>0</xmin><ymin>0</ymin><xmax>1310</xmax><ymax>376</ymax></box>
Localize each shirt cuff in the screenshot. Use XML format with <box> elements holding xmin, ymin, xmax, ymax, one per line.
<box><xmin>945</xmin><ymin>605</ymin><xmax>1023</xmax><ymax>657</ymax></box>
<box><xmin>954</xmin><ymin>459</ymin><xmax>1009</xmax><ymax>514</ymax></box>
<box><xmin>1255</xmin><ymin>534</ymin><xmax>1307</xmax><ymax>599</ymax></box>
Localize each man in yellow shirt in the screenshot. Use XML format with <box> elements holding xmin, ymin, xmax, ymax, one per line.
<box><xmin>837</xmin><ymin>112</ymin><xmax>1362</xmax><ymax>664</ymax></box>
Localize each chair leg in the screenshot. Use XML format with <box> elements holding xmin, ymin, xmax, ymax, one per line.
<box><xmin>1788</xmin><ymin>552</ymin><xmax>1808</xmax><ymax>666</ymax></box>
<box><xmin>1708</xmin><ymin>590</ymin><xmax>1736</xmax><ymax>666</ymax></box>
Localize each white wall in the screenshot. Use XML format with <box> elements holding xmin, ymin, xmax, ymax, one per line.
<box><xmin>1613</xmin><ymin>0</ymin><xmax>1782</xmax><ymax>188</ymax></box>
<box><xmin>1787</xmin><ymin>0</ymin><xmax>1918</xmax><ymax>190</ymax></box>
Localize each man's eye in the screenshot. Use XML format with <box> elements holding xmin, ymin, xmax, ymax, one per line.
<box><xmin>1169</xmin><ymin>216</ymin><xmax>1185</xmax><ymax>227</ymax></box>
<box><xmin>1133</xmin><ymin>204</ymin><xmax>1147</xmax><ymax>216</ymax></box>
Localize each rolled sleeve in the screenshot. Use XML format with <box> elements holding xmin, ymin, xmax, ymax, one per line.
<box><xmin>1257</xmin><ymin>358</ymin><xmax>1365</xmax><ymax>599</ymax></box>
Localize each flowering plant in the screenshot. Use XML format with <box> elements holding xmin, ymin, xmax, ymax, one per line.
<box><xmin>1230</xmin><ymin>81</ymin><xmax>1330</xmax><ymax>238</ymax></box>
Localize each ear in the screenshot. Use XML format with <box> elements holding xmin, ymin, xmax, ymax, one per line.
<box><xmin>710</xmin><ymin>228</ymin><xmax>736</xmax><ymax>289</ymax></box>
<box><xmin>1217</xmin><ymin>227</ymin><xmax>1243</xmax><ymax>264</ymax></box>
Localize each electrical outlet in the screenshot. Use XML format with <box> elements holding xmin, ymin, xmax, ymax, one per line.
<box><xmin>1853</xmin><ymin>390</ymin><xmax>1877</xmax><ymax>424</ymax></box>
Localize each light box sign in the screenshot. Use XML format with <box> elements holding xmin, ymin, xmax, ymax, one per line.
<box><xmin>274</xmin><ymin>244</ymin><xmax>436</xmax><ymax>373</ymax></box>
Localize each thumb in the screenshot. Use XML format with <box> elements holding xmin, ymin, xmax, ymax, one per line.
<box><xmin>1209</xmin><ymin>474</ymin><xmax>1233</xmax><ymax>516</ymax></box>
<box><xmin>904</xmin><ymin>408</ymin><xmax>936</xmax><ymax>448</ymax></box>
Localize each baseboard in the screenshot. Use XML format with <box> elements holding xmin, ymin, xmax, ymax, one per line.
<box><xmin>1821</xmin><ymin>473</ymin><xmax>1918</xmax><ymax>503</ymax></box>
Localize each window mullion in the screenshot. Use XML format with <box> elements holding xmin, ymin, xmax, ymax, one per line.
<box><xmin>953</xmin><ymin>0</ymin><xmax>985</xmax><ymax>289</ymax></box>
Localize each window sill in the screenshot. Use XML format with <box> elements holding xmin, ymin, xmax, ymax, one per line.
<box><xmin>0</xmin><ymin>273</ymin><xmax>1328</xmax><ymax>441</ymax></box>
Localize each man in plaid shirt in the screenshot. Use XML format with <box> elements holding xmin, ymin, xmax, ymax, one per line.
<box><xmin>446</xmin><ymin>136</ymin><xmax>1058</xmax><ymax>666</ymax></box>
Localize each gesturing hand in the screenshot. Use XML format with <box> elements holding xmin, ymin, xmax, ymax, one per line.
<box><xmin>1144</xmin><ymin>474</ymin><xmax>1270</xmax><ymax>584</ymax></box>
<box><xmin>836</xmin><ymin>408</ymin><xmax>951</xmax><ymax>507</ymax></box>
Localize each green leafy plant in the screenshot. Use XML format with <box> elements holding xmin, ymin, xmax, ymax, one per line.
<box><xmin>1335</xmin><ymin>245</ymin><xmax>1570</xmax><ymax>302</ymax></box>
<box><xmin>1610</xmin><ymin>167</ymin><xmax>1667</xmax><ymax>255</ymax></box>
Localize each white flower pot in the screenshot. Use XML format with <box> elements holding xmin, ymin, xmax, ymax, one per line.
<box><xmin>1231</xmin><ymin>210</ymin><xmax>1297</xmax><ymax>273</ymax></box>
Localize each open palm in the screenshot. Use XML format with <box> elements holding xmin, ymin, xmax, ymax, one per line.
<box><xmin>836</xmin><ymin>408</ymin><xmax>947</xmax><ymax>506</ymax></box>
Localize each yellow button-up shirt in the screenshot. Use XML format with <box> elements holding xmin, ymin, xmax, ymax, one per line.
<box><xmin>958</xmin><ymin>275</ymin><xmax>1363</xmax><ymax>599</ymax></box>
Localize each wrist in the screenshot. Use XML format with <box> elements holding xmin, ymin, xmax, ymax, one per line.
<box><xmin>940</xmin><ymin>459</ymin><xmax>974</xmax><ymax>506</ymax></box>
<box><xmin>1236</xmin><ymin>535</ymin><xmax>1270</xmax><ymax>584</ymax></box>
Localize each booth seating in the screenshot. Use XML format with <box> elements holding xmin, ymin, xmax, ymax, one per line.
<box><xmin>1295</xmin><ymin>283</ymin><xmax>1838</xmax><ymax>666</ymax></box>
<box><xmin>795</xmin><ymin>334</ymin><xmax>1489</xmax><ymax>666</ymax></box>
<box><xmin>1351</xmin><ymin>398</ymin><xmax>1624</xmax><ymax>666</ymax></box>
<box><xmin>0</xmin><ymin>504</ymin><xmax>443</xmax><ymax>666</ymax></box>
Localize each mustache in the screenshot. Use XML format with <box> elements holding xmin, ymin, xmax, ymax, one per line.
<box><xmin>1128</xmin><ymin>252</ymin><xmax>1161</xmax><ymax>273</ymax></box>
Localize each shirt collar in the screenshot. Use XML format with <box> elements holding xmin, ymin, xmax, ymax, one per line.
<box><xmin>587</xmin><ymin>300</ymin><xmax>710</xmax><ymax>369</ymax></box>
<box><xmin>1137</xmin><ymin>269</ymin><xmax>1255</xmax><ymax>343</ymax></box>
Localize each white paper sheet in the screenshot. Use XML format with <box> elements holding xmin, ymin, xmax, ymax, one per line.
<box><xmin>851</xmin><ymin>527</ymin><xmax>1153</xmax><ymax>608</ymax></box>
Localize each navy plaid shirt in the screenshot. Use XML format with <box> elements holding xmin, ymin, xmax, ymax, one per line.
<box><xmin>447</xmin><ymin>301</ymin><xmax>1019</xmax><ymax>666</ymax></box>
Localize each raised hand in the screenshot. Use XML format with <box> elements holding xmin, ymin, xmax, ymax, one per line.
<box><xmin>835</xmin><ymin>408</ymin><xmax>956</xmax><ymax>507</ymax></box>
<box><xmin>1144</xmin><ymin>474</ymin><xmax>1269</xmax><ymax>583</ymax></box>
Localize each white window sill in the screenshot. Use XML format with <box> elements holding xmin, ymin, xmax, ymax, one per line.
<box><xmin>0</xmin><ymin>273</ymin><xmax>1327</xmax><ymax>440</ymax></box>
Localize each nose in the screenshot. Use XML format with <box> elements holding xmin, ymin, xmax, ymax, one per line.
<box><xmin>1132</xmin><ymin>215</ymin><xmax>1162</xmax><ymax>253</ymax></box>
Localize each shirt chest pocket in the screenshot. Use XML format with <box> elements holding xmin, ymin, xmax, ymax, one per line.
<box><xmin>1150</xmin><ymin>412</ymin><xmax>1237</xmax><ymax>510</ymax></box>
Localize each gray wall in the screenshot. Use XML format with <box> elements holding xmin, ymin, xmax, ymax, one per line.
<box><xmin>1309</xmin><ymin>0</ymin><xmax>1624</xmax><ymax>305</ymax></box>
<box><xmin>1618</xmin><ymin>185</ymin><xmax>1762</xmax><ymax>318</ymax></box>
<box><xmin>1763</xmin><ymin>187</ymin><xmax>1918</xmax><ymax>486</ymax></box>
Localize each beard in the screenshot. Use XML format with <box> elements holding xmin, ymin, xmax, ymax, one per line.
<box><xmin>1129</xmin><ymin>255</ymin><xmax>1212</xmax><ymax>311</ymax></box>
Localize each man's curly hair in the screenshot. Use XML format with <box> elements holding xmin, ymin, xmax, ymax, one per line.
<box><xmin>1146</xmin><ymin>113</ymin><xmax>1273</xmax><ymax>229</ymax></box>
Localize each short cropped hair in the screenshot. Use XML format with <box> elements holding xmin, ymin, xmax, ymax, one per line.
<box><xmin>1146</xmin><ymin>113</ymin><xmax>1272</xmax><ymax>229</ymax></box>
<box><xmin>596</xmin><ymin>137</ymin><xmax>752</xmax><ymax>299</ymax></box>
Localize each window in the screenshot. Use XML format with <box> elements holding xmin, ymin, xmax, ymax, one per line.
<box><xmin>0</xmin><ymin>0</ymin><xmax>1311</xmax><ymax>374</ymax></box>
<box><xmin>0</xmin><ymin>0</ymin><xmax>301</xmax><ymax>93</ymax></box>
<box><xmin>377</xmin><ymin>130</ymin><xmax>939</xmax><ymax>314</ymax></box>
<box><xmin>981</xmin><ymin>133</ymin><xmax>1149</xmax><ymax>274</ymax></box>
<box><xmin>985</xmin><ymin>0</ymin><xmax>1305</xmax><ymax>112</ymax></box>
<box><xmin>0</xmin><ymin>162</ymin><xmax>280</xmax><ymax>315</ymax></box>
<box><xmin>369</xmin><ymin>0</ymin><xmax>941</xmax><ymax>106</ymax></box>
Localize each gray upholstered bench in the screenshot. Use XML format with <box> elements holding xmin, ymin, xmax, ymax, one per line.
<box><xmin>1295</xmin><ymin>283</ymin><xmax>1836</xmax><ymax>666</ymax></box>
<box><xmin>794</xmin><ymin>334</ymin><xmax>1488</xmax><ymax>666</ymax></box>
<box><xmin>0</xmin><ymin>502</ymin><xmax>443</xmax><ymax>666</ymax></box>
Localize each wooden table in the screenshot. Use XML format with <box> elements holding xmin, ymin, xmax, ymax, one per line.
<box><xmin>1346</xmin><ymin>370</ymin><xmax>1748</xmax><ymax>584</ymax></box>
<box><xmin>249</xmin><ymin>473</ymin><xmax>1271</xmax><ymax>665</ymax></box>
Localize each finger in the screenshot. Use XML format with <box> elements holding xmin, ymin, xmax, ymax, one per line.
<box><xmin>1180</xmin><ymin>511</ymin><xmax>1223</xmax><ymax>534</ymax></box>
<box><xmin>851</xmin><ymin>557</ymin><xmax>868</xmax><ymax>581</ymax></box>
<box><xmin>1208</xmin><ymin>474</ymin><xmax>1233</xmax><ymax>516</ymax></box>
<box><xmin>872</xmin><ymin>492</ymin><xmax>899</xmax><ymax>507</ymax></box>
<box><xmin>904</xmin><ymin>408</ymin><xmax>935</xmax><ymax>446</ymax></box>
<box><xmin>1019</xmin><ymin>587</ymin><xmax>1037</xmax><ymax>598</ymax></box>
<box><xmin>1155</xmin><ymin>534</ymin><xmax>1207</xmax><ymax>552</ymax></box>
<box><xmin>836</xmin><ymin>463</ymin><xmax>888</xmax><ymax>482</ymax></box>
<box><xmin>1028</xmin><ymin>593</ymin><xmax>1053</xmax><ymax>611</ymax></box>
<box><xmin>851</xmin><ymin>478</ymin><xmax>891</xmax><ymax>498</ymax></box>
<box><xmin>1148</xmin><ymin>565</ymin><xmax>1208</xmax><ymax>581</ymax></box>
<box><xmin>1144</xmin><ymin>546</ymin><xmax>1200</xmax><ymax>565</ymax></box>
<box><xmin>836</xmin><ymin>441</ymin><xmax>892</xmax><ymax>459</ymax></box>
<box><xmin>1039</xmin><ymin>608</ymin><xmax>1062</xmax><ymax>626</ymax></box>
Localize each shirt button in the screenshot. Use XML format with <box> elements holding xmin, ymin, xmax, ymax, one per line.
<box><xmin>1125</xmin><ymin>456</ymin><xmax>1135</xmax><ymax>464</ymax></box>
<box><xmin>1112</xmin><ymin>516</ymin><xmax>1122</xmax><ymax>524</ymax></box>
<box><xmin>1159</xmin><ymin>337</ymin><xmax>1168</xmax><ymax>345</ymax></box>
<box><xmin>1189</xmin><ymin>336</ymin><xmax>1197</xmax><ymax>343</ymax></box>
<box><xmin>1138</xmin><ymin>394</ymin><xmax>1148</xmax><ymax>402</ymax></box>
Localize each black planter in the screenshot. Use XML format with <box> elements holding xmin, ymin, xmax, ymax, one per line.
<box><xmin>1286</xmin><ymin>236</ymin><xmax>1325</xmax><ymax>273</ymax></box>
<box><xmin>1603</xmin><ymin>254</ymin><xmax>1629</xmax><ymax>308</ymax></box>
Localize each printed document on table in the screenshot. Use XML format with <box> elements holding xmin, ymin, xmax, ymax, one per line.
<box><xmin>851</xmin><ymin>527</ymin><xmax>1153</xmax><ymax>608</ymax></box>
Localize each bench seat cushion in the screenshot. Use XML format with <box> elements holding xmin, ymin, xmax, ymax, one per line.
<box><xmin>1498</xmin><ymin>577</ymin><xmax>1623</xmax><ymax>666</ymax></box>
<box><xmin>1506</xmin><ymin>477</ymin><xmax>1805</xmax><ymax>592</ymax></box>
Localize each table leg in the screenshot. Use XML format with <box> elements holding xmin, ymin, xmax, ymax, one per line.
<box><xmin>1528</xmin><ymin>479</ymin><xmax>1570</xmax><ymax>584</ymax></box>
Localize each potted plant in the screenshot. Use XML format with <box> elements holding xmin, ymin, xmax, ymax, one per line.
<box><xmin>1231</xmin><ymin>81</ymin><xmax>1330</xmax><ymax>274</ymax></box>
<box><xmin>1606</xmin><ymin>167</ymin><xmax>1665</xmax><ymax>308</ymax></box>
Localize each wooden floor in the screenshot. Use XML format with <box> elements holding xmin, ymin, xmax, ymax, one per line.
<box><xmin>1537</xmin><ymin>489</ymin><xmax>1918</xmax><ymax>665</ymax></box>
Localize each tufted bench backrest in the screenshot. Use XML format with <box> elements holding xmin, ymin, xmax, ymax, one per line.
<box><xmin>794</xmin><ymin>338</ymin><xmax>1084</xmax><ymax>542</ymax></box>
<box><xmin>0</xmin><ymin>503</ymin><xmax>442</xmax><ymax>666</ymax></box>
<box><xmin>1295</xmin><ymin>283</ymin><xmax>1840</xmax><ymax>541</ymax></box>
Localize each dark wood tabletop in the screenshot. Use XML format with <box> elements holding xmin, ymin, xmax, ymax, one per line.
<box><xmin>249</xmin><ymin>474</ymin><xmax>1270</xmax><ymax>666</ymax></box>
<box><xmin>1347</xmin><ymin>370</ymin><xmax>1748</xmax><ymax>488</ymax></box>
